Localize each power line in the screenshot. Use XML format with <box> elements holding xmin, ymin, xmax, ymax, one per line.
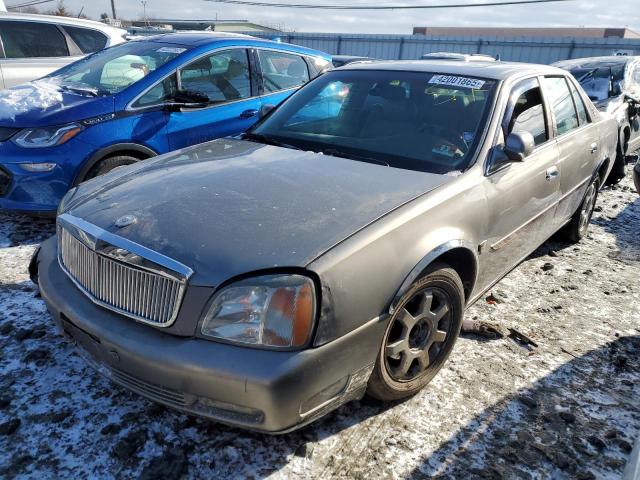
<box><xmin>7</xmin><ymin>0</ymin><xmax>54</xmax><ymax>8</ymax></box>
<box><xmin>204</xmin><ymin>0</ymin><xmax>574</xmax><ymax>9</ymax></box>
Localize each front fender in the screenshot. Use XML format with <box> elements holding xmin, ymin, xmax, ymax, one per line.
<box><xmin>389</xmin><ymin>239</ymin><xmax>478</xmax><ymax>314</ymax></box>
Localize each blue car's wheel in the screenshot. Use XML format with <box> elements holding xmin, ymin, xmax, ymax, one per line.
<box><xmin>85</xmin><ymin>155</ymin><xmax>139</xmax><ymax>182</ymax></box>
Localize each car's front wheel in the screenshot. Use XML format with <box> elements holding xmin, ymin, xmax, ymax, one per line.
<box><xmin>84</xmin><ymin>155</ymin><xmax>139</xmax><ymax>181</ymax></box>
<box><xmin>367</xmin><ymin>264</ymin><xmax>464</xmax><ymax>401</ymax></box>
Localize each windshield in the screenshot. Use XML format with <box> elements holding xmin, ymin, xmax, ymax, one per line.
<box><xmin>249</xmin><ymin>70</ymin><xmax>497</xmax><ymax>174</ymax></box>
<box><xmin>569</xmin><ymin>64</ymin><xmax>625</xmax><ymax>102</ymax></box>
<box><xmin>45</xmin><ymin>41</ymin><xmax>189</xmax><ymax>96</ymax></box>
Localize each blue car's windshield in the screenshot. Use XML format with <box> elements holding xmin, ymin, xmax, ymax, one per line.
<box><xmin>46</xmin><ymin>41</ymin><xmax>189</xmax><ymax>96</ymax></box>
<box><xmin>249</xmin><ymin>70</ymin><xmax>497</xmax><ymax>174</ymax></box>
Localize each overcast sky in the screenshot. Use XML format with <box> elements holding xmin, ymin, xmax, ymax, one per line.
<box><xmin>11</xmin><ymin>0</ymin><xmax>640</xmax><ymax>33</ymax></box>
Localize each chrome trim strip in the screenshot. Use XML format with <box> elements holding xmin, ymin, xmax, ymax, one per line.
<box><xmin>58</xmin><ymin>213</ymin><xmax>193</xmax><ymax>278</ymax></box>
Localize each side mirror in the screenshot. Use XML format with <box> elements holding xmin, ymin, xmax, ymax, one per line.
<box><xmin>259</xmin><ymin>104</ymin><xmax>276</xmax><ymax>118</ymax></box>
<box><xmin>165</xmin><ymin>89</ymin><xmax>210</xmax><ymax>111</ymax></box>
<box><xmin>165</xmin><ymin>101</ymin><xmax>209</xmax><ymax>112</ymax></box>
<box><xmin>504</xmin><ymin>131</ymin><xmax>535</xmax><ymax>162</ymax></box>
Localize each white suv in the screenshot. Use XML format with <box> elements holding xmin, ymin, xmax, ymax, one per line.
<box><xmin>0</xmin><ymin>12</ymin><xmax>127</xmax><ymax>89</ymax></box>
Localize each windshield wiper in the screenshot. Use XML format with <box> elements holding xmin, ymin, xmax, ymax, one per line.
<box><xmin>243</xmin><ymin>132</ymin><xmax>302</xmax><ymax>150</ymax></box>
<box><xmin>60</xmin><ymin>85</ymin><xmax>109</xmax><ymax>97</ymax></box>
<box><xmin>319</xmin><ymin>148</ymin><xmax>390</xmax><ymax>167</ymax></box>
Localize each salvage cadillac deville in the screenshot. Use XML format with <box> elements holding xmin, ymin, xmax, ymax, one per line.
<box><xmin>32</xmin><ymin>60</ymin><xmax>617</xmax><ymax>433</ymax></box>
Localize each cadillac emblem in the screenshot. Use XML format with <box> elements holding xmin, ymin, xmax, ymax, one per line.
<box><xmin>114</xmin><ymin>214</ymin><xmax>137</xmax><ymax>228</ymax></box>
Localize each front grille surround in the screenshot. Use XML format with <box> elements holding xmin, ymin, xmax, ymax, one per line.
<box><xmin>57</xmin><ymin>214</ymin><xmax>192</xmax><ymax>328</ymax></box>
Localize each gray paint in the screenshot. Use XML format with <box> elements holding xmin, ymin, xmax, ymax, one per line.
<box><xmin>66</xmin><ymin>138</ymin><xmax>452</xmax><ymax>286</ymax></box>
<box><xmin>42</xmin><ymin>60</ymin><xmax>620</xmax><ymax>432</ymax></box>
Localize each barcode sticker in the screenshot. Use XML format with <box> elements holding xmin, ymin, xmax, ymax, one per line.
<box><xmin>157</xmin><ymin>47</ymin><xmax>187</xmax><ymax>54</ymax></box>
<box><xmin>429</xmin><ymin>75</ymin><xmax>485</xmax><ymax>89</ymax></box>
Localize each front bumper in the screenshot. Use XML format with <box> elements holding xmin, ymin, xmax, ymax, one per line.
<box><xmin>0</xmin><ymin>139</ymin><xmax>92</xmax><ymax>214</ymax></box>
<box><xmin>36</xmin><ymin>237</ymin><xmax>386</xmax><ymax>433</ymax></box>
<box><xmin>634</xmin><ymin>160</ymin><xmax>640</xmax><ymax>195</ymax></box>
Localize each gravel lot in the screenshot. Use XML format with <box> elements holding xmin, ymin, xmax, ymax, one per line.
<box><xmin>0</xmin><ymin>166</ymin><xmax>638</xmax><ymax>479</ymax></box>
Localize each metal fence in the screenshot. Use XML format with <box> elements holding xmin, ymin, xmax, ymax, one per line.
<box><xmin>244</xmin><ymin>32</ymin><xmax>640</xmax><ymax>64</ymax></box>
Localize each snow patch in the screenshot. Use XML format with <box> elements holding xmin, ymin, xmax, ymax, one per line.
<box><xmin>0</xmin><ymin>80</ymin><xmax>63</xmax><ymax>121</ymax></box>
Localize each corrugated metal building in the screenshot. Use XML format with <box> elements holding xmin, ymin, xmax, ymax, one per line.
<box><xmin>250</xmin><ymin>32</ymin><xmax>640</xmax><ymax>64</ymax></box>
<box><xmin>412</xmin><ymin>27</ymin><xmax>640</xmax><ymax>39</ymax></box>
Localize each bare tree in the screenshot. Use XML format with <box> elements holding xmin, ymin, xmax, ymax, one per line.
<box><xmin>47</xmin><ymin>0</ymin><xmax>72</xmax><ymax>17</ymax></box>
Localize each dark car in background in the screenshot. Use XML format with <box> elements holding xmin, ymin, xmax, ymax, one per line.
<box><xmin>554</xmin><ymin>56</ymin><xmax>640</xmax><ymax>184</ymax></box>
<box><xmin>332</xmin><ymin>55</ymin><xmax>375</xmax><ymax>68</ymax></box>
<box><xmin>34</xmin><ymin>59</ymin><xmax>616</xmax><ymax>433</ymax></box>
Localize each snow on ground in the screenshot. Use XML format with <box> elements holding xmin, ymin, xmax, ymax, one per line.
<box><xmin>0</xmin><ymin>167</ymin><xmax>639</xmax><ymax>479</ymax></box>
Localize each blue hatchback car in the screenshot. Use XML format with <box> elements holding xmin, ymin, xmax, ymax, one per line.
<box><xmin>0</xmin><ymin>33</ymin><xmax>331</xmax><ymax>214</ymax></box>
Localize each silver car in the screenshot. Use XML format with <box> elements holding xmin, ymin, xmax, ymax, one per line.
<box><xmin>34</xmin><ymin>60</ymin><xmax>618</xmax><ymax>433</ymax></box>
<box><xmin>0</xmin><ymin>12</ymin><xmax>127</xmax><ymax>89</ymax></box>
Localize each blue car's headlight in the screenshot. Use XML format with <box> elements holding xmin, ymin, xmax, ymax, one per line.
<box><xmin>12</xmin><ymin>123</ymin><xmax>83</xmax><ymax>149</ymax></box>
<box><xmin>201</xmin><ymin>274</ymin><xmax>316</xmax><ymax>349</ymax></box>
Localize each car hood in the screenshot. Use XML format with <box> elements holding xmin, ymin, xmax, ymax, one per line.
<box><xmin>0</xmin><ymin>80</ymin><xmax>114</xmax><ymax>128</ymax></box>
<box><xmin>65</xmin><ymin>139</ymin><xmax>453</xmax><ymax>286</ymax></box>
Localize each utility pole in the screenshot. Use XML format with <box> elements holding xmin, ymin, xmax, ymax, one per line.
<box><xmin>110</xmin><ymin>0</ymin><xmax>117</xmax><ymax>19</ymax></box>
<box><xmin>141</xmin><ymin>0</ymin><xmax>148</xmax><ymax>26</ymax></box>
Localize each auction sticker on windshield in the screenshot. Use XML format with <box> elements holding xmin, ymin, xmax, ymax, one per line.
<box><xmin>157</xmin><ymin>47</ymin><xmax>187</xmax><ymax>54</ymax></box>
<box><xmin>429</xmin><ymin>75</ymin><xmax>485</xmax><ymax>89</ymax></box>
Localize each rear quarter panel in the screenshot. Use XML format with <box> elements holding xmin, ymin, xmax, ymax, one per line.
<box><xmin>597</xmin><ymin>112</ymin><xmax>619</xmax><ymax>181</ymax></box>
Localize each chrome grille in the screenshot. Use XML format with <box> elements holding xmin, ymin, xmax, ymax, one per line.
<box><xmin>58</xmin><ymin>225</ymin><xmax>186</xmax><ymax>327</ymax></box>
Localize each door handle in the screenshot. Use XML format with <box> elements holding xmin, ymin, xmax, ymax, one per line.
<box><xmin>240</xmin><ymin>109</ymin><xmax>258</xmax><ymax>119</ymax></box>
<box><xmin>545</xmin><ymin>167</ymin><xmax>559</xmax><ymax>181</ymax></box>
<box><xmin>590</xmin><ymin>142</ymin><xmax>598</xmax><ymax>154</ymax></box>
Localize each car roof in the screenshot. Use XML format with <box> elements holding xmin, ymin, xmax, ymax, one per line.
<box><xmin>553</xmin><ymin>55</ymin><xmax>638</xmax><ymax>69</ymax></box>
<box><xmin>0</xmin><ymin>12</ymin><xmax>126</xmax><ymax>35</ymax></box>
<box><xmin>333</xmin><ymin>55</ymin><xmax>372</xmax><ymax>60</ymax></box>
<box><xmin>339</xmin><ymin>59</ymin><xmax>564</xmax><ymax>81</ymax></box>
<box><xmin>138</xmin><ymin>32</ymin><xmax>255</xmax><ymax>46</ymax></box>
<box><xmin>133</xmin><ymin>32</ymin><xmax>329</xmax><ymax>58</ymax></box>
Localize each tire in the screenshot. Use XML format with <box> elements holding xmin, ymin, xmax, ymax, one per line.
<box><xmin>84</xmin><ymin>155</ymin><xmax>139</xmax><ymax>182</ymax></box>
<box><xmin>367</xmin><ymin>264</ymin><xmax>464</xmax><ymax>401</ymax></box>
<box><xmin>561</xmin><ymin>177</ymin><xmax>599</xmax><ymax>243</ymax></box>
<box><xmin>606</xmin><ymin>130</ymin><xmax>628</xmax><ymax>185</ymax></box>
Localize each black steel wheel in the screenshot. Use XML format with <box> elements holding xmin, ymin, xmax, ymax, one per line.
<box><xmin>367</xmin><ymin>264</ymin><xmax>464</xmax><ymax>401</ymax></box>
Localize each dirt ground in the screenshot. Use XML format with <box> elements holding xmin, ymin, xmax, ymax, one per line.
<box><xmin>0</xmin><ymin>166</ymin><xmax>638</xmax><ymax>479</ymax></box>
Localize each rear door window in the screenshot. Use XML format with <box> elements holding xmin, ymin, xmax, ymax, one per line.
<box><xmin>542</xmin><ymin>76</ymin><xmax>579</xmax><ymax>136</ymax></box>
<box><xmin>257</xmin><ymin>50</ymin><xmax>310</xmax><ymax>93</ymax></box>
<box><xmin>567</xmin><ymin>80</ymin><xmax>589</xmax><ymax>125</ymax></box>
<box><xmin>63</xmin><ymin>26</ymin><xmax>108</xmax><ymax>54</ymax></box>
<box><xmin>0</xmin><ymin>20</ymin><xmax>69</xmax><ymax>58</ymax></box>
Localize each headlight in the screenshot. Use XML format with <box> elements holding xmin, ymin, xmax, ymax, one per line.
<box><xmin>201</xmin><ymin>274</ymin><xmax>316</xmax><ymax>349</ymax></box>
<box><xmin>12</xmin><ymin>123</ymin><xmax>83</xmax><ymax>148</ymax></box>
